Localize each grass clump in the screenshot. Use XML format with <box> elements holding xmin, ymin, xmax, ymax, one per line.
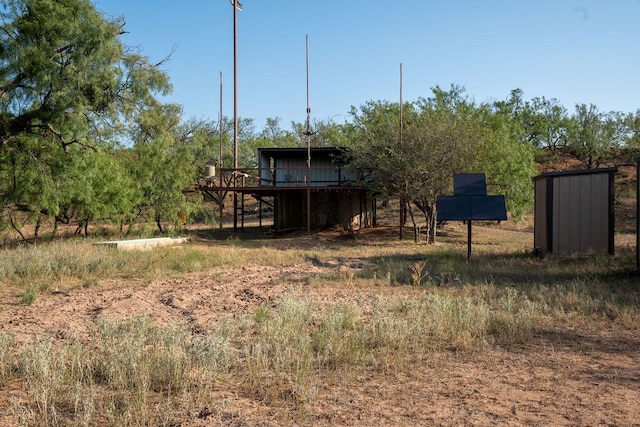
<box><xmin>0</xmin><ymin>239</ymin><xmax>312</xmax><ymax>294</ymax></box>
<box><xmin>7</xmin><ymin>319</ymin><xmax>194</xmax><ymax>426</ymax></box>
<box><xmin>94</xmin><ymin>317</ymin><xmax>190</xmax><ymax>395</ymax></box>
<box><xmin>313</xmin><ymin>303</ymin><xmax>368</xmax><ymax>369</ymax></box>
<box><xmin>0</xmin><ymin>332</ymin><xmax>13</xmax><ymax>385</ymax></box>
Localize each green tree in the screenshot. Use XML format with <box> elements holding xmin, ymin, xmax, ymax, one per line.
<box><xmin>348</xmin><ymin>94</ymin><xmax>480</xmax><ymax>242</ymax></box>
<box><xmin>128</xmin><ymin>104</ymin><xmax>203</xmax><ymax>233</ymax></box>
<box><xmin>476</xmin><ymin>103</ymin><xmax>538</xmax><ymax>220</ymax></box>
<box><xmin>619</xmin><ymin>110</ymin><xmax>640</xmax><ymax>164</ymax></box>
<box><xmin>566</xmin><ymin>104</ymin><xmax>627</xmax><ymax>169</ymax></box>
<box><xmin>259</xmin><ymin>117</ymin><xmax>298</xmax><ymax>147</ymax></box>
<box><xmin>0</xmin><ymin>0</ymin><xmax>170</xmax><ymax>238</ymax></box>
<box><xmin>348</xmin><ymin>86</ymin><xmax>537</xmax><ymax>243</ymax></box>
<box><xmin>234</xmin><ymin>117</ymin><xmax>259</xmax><ymax>169</ymax></box>
<box><xmin>238</xmin><ymin>117</ymin><xmax>297</xmax><ymax>172</ymax></box>
<box><xmin>290</xmin><ymin>117</ymin><xmax>350</xmax><ymax>147</ymax></box>
<box><xmin>493</xmin><ymin>89</ymin><xmax>571</xmax><ymax>151</ymax></box>
<box><xmin>54</xmin><ymin>148</ymin><xmax>138</xmax><ymax>236</ymax></box>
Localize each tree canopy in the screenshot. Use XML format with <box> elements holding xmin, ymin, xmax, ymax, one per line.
<box><xmin>346</xmin><ymin>85</ymin><xmax>538</xmax><ymax>242</ymax></box>
<box><xmin>0</xmin><ymin>0</ymin><xmax>199</xmax><ymax>238</ymax></box>
<box><xmin>1</xmin><ymin>0</ymin><xmax>638</xmax><ymax>242</ymax></box>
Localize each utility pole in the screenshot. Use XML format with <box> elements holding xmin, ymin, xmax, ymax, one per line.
<box><xmin>219</xmin><ymin>71</ymin><xmax>223</xmax><ymax>169</ymax></box>
<box><xmin>231</xmin><ymin>0</ymin><xmax>242</xmax><ymax>230</ymax></box>
<box><xmin>305</xmin><ymin>34</ymin><xmax>311</xmax><ymax>233</ymax></box>
<box><xmin>399</xmin><ymin>63</ymin><xmax>404</xmax><ymax>240</ymax></box>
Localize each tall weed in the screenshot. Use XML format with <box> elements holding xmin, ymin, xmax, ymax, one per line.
<box><xmin>0</xmin><ymin>332</ymin><xmax>13</xmax><ymax>385</ymax></box>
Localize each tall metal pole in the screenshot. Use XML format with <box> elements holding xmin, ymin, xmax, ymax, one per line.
<box><xmin>399</xmin><ymin>63</ymin><xmax>404</xmax><ymax>240</ymax></box>
<box><xmin>232</xmin><ymin>0</ymin><xmax>240</xmax><ymax>231</ymax></box>
<box><xmin>219</xmin><ymin>71</ymin><xmax>224</xmax><ymax>230</ymax></box>
<box><xmin>399</xmin><ymin>63</ymin><xmax>403</xmax><ymax>142</ymax></box>
<box><xmin>305</xmin><ymin>34</ymin><xmax>311</xmax><ymax>233</ymax></box>
<box><xmin>219</xmin><ymin>71</ymin><xmax>223</xmax><ymax>168</ymax></box>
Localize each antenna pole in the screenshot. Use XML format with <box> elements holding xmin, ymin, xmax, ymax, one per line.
<box><xmin>399</xmin><ymin>63</ymin><xmax>404</xmax><ymax>240</ymax></box>
<box><xmin>306</xmin><ymin>34</ymin><xmax>311</xmax><ymax>233</ymax></box>
<box><xmin>232</xmin><ymin>0</ymin><xmax>240</xmax><ymax>231</ymax></box>
<box><xmin>219</xmin><ymin>71</ymin><xmax>223</xmax><ymax>168</ymax></box>
<box><xmin>219</xmin><ymin>71</ymin><xmax>224</xmax><ymax>230</ymax></box>
<box><xmin>399</xmin><ymin>63</ymin><xmax>403</xmax><ymax>142</ymax></box>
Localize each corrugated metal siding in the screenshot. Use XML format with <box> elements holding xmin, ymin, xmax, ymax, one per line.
<box><xmin>271</xmin><ymin>158</ymin><xmax>353</xmax><ymax>187</ymax></box>
<box><xmin>310</xmin><ymin>158</ymin><xmax>338</xmax><ymax>185</ymax></box>
<box><xmin>274</xmin><ymin>158</ymin><xmax>307</xmax><ymax>186</ymax></box>
<box><xmin>534</xmin><ymin>179</ymin><xmax>547</xmax><ymax>253</ymax></box>
<box><xmin>552</xmin><ymin>177</ymin><xmax>565</xmax><ymax>255</ymax></box>
<box><xmin>534</xmin><ymin>168</ymin><xmax>615</xmax><ymax>257</ymax></box>
<box><xmin>551</xmin><ymin>173</ymin><xmax>609</xmax><ymax>256</ymax></box>
<box><xmin>258</xmin><ymin>152</ymin><xmax>271</xmax><ymax>185</ymax></box>
<box><xmin>592</xmin><ymin>173</ymin><xmax>608</xmax><ymax>252</ymax></box>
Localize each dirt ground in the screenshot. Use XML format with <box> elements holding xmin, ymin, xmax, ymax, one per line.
<box><xmin>1</xmin><ymin>223</ymin><xmax>639</xmax><ymax>426</ymax></box>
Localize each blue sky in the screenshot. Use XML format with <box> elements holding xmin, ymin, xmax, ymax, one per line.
<box><xmin>94</xmin><ymin>1</ymin><xmax>640</xmax><ymax>129</ymax></box>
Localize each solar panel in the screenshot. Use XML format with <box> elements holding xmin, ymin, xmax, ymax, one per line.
<box><xmin>436</xmin><ymin>196</ymin><xmax>471</xmax><ymax>221</ymax></box>
<box><xmin>470</xmin><ymin>195</ymin><xmax>507</xmax><ymax>220</ymax></box>
<box><xmin>435</xmin><ymin>174</ymin><xmax>508</xmax><ymax>260</ymax></box>
<box><xmin>454</xmin><ymin>173</ymin><xmax>487</xmax><ymax>196</ymax></box>
<box><xmin>437</xmin><ymin>174</ymin><xmax>506</xmax><ymax>221</ymax></box>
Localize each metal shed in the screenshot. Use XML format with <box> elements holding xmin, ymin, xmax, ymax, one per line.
<box><xmin>533</xmin><ymin>167</ymin><xmax>617</xmax><ymax>257</ymax></box>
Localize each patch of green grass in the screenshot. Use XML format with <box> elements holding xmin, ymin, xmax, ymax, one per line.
<box><xmin>21</xmin><ymin>285</ymin><xmax>37</xmax><ymax>305</ymax></box>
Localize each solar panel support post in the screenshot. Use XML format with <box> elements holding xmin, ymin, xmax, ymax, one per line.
<box><xmin>467</xmin><ymin>221</ymin><xmax>472</xmax><ymax>261</ymax></box>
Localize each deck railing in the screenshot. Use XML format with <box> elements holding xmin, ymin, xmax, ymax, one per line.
<box><xmin>208</xmin><ymin>166</ymin><xmax>361</xmax><ymax>188</ymax></box>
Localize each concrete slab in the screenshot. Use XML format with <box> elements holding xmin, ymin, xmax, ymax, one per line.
<box><xmin>93</xmin><ymin>237</ymin><xmax>189</xmax><ymax>251</ymax></box>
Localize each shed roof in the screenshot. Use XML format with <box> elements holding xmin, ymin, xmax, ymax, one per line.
<box><xmin>532</xmin><ymin>167</ymin><xmax>618</xmax><ymax>181</ymax></box>
<box><xmin>258</xmin><ymin>147</ymin><xmax>346</xmax><ymax>159</ymax></box>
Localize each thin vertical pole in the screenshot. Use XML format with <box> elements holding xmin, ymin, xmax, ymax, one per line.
<box><xmin>467</xmin><ymin>221</ymin><xmax>472</xmax><ymax>261</ymax></box>
<box><xmin>399</xmin><ymin>63</ymin><xmax>403</xmax><ymax>142</ymax></box>
<box><xmin>398</xmin><ymin>64</ymin><xmax>404</xmax><ymax>240</ymax></box>
<box><xmin>306</xmin><ymin>34</ymin><xmax>311</xmax><ymax>233</ymax></box>
<box><xmin>219</xmin><ymin>72</ymin><xmax>223</xmax><ymax>167</ymax></box>
<box><xmin>232</xmin><ymin>1</ymin><xmax>239</xmax><ymax>231</ymax></box>
<box><xmin>219</xmin><ymin>71</ymin><xmax>224</xmax><ymax>230</ymax></box>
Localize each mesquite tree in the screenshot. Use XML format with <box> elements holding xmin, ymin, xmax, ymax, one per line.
<box><xmin>0</xmin><ymin>0</ymin><xmax>171</xmax><ymax>237</ymax></box>
<box><xmin>347</xmin><ymin>85</ymin><xmax>537</xmax><ymax>243</ymax></box>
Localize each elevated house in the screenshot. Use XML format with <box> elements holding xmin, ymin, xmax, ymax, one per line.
<box><xmin>204</xmin><ymin>147</ymin><xmax>375</xmax><ymax>232</ymax></box>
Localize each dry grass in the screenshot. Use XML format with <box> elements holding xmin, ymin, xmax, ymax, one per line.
<box><xmin>0</xmin><ymin>216</ymin><xmax>639</xmax><ymax>425</ymax></box>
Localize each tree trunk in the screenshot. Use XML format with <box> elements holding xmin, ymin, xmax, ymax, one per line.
<box><xmin>9</xmin><ymin>212</ymin><xmax>29</xmax><ymax>243</ymax></box>
<box><xmin>399</xmin><ymin>197</ymin><xmax>405</xmax><ymax>241</ymax></box>
<box><xmin>413</xmin><ymin>199</ymin><xmax>436</xmax><ymax>244</ymax></box>
<box><xmin>429</xmin><ymin>204</ymin><xmax>437</xmax><ymax>244</ymax></box>
<box><xmin>34</xmin><ymin>216</ymin><xmax>41</xmax><ymax>238</ymax></box>
<box><xmin>406</xmin><ymin>200</ymin><xmax>419</xmax><ymax>243</ymax></box>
